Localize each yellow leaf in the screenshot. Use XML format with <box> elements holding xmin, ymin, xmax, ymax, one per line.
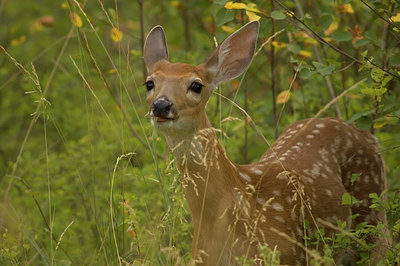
<box><xmin>225</xmin><ymin>1</ymin><xmax>247</xmax><ymax>10</ymax></box>
<box><xmin>336</xmin><ymin>4</ymin><xmax>354</xmax><ymax>14</ymax></box>
<box><xmin>111</xmin><ymin>27</ymin><xmax>123</xmax><ymax>42</ymax></box>
<box><xmin>272</xmin><ymin>41</ymin><xmax>286</xmax><ymax>48</ymax></box>
<box><xmin>130</xmin><ymin>49</ymin><xmax>142</xmax><ymax>57</ymax></box>
<box><xmin>373</xmin><ymin>120</ymin><xmax>387</xmax><ymax>129</ymax></box>
<box><xmin>286</xmin><ymin>11</ymin><xmax>295</xmax><ymax>17</ymax></box>
<box><xmin>10</xmin><ymin>35</ymin><xmax>26</xmax><ymax>47</ymax></box>
<box><xmin>221</xmin><ymin>25</ymin><xmax>235</xmax><ymax>34</ymax></box>
<box><xmin>245</xmin><ymin>3</ymin><xmax>261</xmax><ymax>13</ymax></box>
<box><xmin>298</xmin><ymin>50</ymin><xmax>312</xmax><ymax>58</ymax></box>
<box><xmin>128</xmin><ymin>229</ymin><xmax>137</xmax><ymax>238</ymax></box>
<box><xmin>70</xmin><ymin>12</ymin><xmax>82</xmax><ymax>28</ymax></box>
<box><xmin>61</xmin><ymin>2</ymin><xmax>68</xmax><ymax>9</ymax></box>
<box><xmin>171</xmin><ymin>0</ymin><xmax>180</xmax><ymax>8</ymax></box>
<box><xmin>346</xmin><ymin>93</ymin><xmax>361</xmax><ymax>99</ymax></box>
<box><xmin>324</xmin><ymin>21</ymin><xmax>338</xmax><ymax>35</ymax></box>
<box><xmin>303</xmin><ymin>37</ymin><xmax>318</xmax><ymax>45</ymax></box>
<box><xmin>31</xmin><ymin>20</ymin><xmax>43</xmax><ymax>32</ymax></box>
<box><xmin>106</xmin><ymin>69</ymin><xmax>117</xmax><ymax>74</ymax></box>
<box><xmin>390</xmin><ymin>13</ymin><xmax>400</xmax><ymax>22</ymax></box>
<box><xmin>277</xmin><ymin>90</ymin><xmax>291</xmax><ymax>104</ymax></box>
<box><xmin>246</xmin><ymin>11</ymin><xmax>260</xmax><ymax>21</ymax></box>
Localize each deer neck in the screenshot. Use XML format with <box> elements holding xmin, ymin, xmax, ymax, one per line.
<box><xmin>163</xmin><ymin>113</ymin><xmax>239</xmax><ymax>225</ymax></box>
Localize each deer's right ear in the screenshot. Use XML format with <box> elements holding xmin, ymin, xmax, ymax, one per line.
<box><xmin>143</xmin><ymin>26</ymin><xmax>169</xmax><ymax>73</ymax></box>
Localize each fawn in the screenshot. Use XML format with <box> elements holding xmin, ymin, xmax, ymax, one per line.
<box><xmin>143</xmin><ymin>21</ymin><xmax>388</xmax><ymax>265</ymax></box>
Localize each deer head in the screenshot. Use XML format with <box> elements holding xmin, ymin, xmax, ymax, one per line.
<box><xmin>143</xmin><ymin>22</ymin><xmax>259</xmax><ymax>148</ymax></box>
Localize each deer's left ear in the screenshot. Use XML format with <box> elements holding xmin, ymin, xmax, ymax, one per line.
<box><xmin>200</xmin><ymin>21</ymin><xmax>259</xmax><ymax>88</ymax></box>
<box><xmin>143</xmin><ymin>26</ymin><xmax>169</xmax><ymax>73</ymax></box>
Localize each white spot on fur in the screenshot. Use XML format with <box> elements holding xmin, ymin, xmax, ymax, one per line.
<box><xmin>292</xmin><ymin>246</ymin><xmax>297</xmax><ymax>256</ymax></box>
<box><xmin>290</xmin><ymin>211</ymin><xmax>297</xmax><ymax>221</ymax></box>
<box><xmin>319</xmin><ymin>148</ymin><xmax>329</xmax><ymax>162</ymax></box>
<box><xmin>240</xmin><ymin>172</ymin><xmax>251</xmax><ymax>182</ymax></box>
<box><xmin>274</xmin><ymin>216</ymin><xmax>285</xmax><ymax>223</ymax></box>
<box><xmin>311</xmin><ymin>164</ymin><xmax>320</xmax><ymax>175</ymax></box>
<box><xmin>276</xmin><ymin>172</ymin><xmax>289</xmax><ymax>180</ymax></box>
<box><xmin>284</xmin><ymin>135</ymin><xmax>292</xmax><ymax>140</ymax></box>
<box><xmin>306</xmin><ymin>134</ymin><xmax>314</xmax><ymax>139</ymax></box>
<box><xmin>312</xmin><ymin>129</ymin><xmax>320</xmax><ymax>134</ymax></box>
<box><xmin>302</xmin><ymin>176</ymin><xmax>314</xmax><ymax>184</ymax></box>
<box><xmin>256</xmin><ymin>197</ymin><xmax>266</xmax><ymax>205</ymax></box>
<box><xmin>292</xmin><ymin>145</ymin><xmax>300</xmax><ymax>152</ymax></box>
<box><xmin>316</xmin><ymin>123</ymin><xmax>325</xmax><ymax>128</ymax></box>
<box><xmin>249</xmin><ymin>167</ymin><xmax>263</xmax><ymax>176</ymax></box>
<box><xmin>272</xmin><ymin>190</ymin><xmax>281</xmax><ymax>196</ymax></box>
<box><xmin>271</xmin><ymin>202</ymin><xmax>284</xmax><ymax>212</ymax></box>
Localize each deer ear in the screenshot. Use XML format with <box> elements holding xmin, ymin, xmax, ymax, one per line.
<box><xmin>201</xmin><ymin>21</ymin><xmax>259</xmax><ymax>87</ymax></box>
<box><xmin>143</xmin><ymin>26</ymin><xmax>169</xmax><ymax>73</ymax></box>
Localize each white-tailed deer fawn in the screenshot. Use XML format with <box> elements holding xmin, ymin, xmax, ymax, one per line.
<box><xmin>143</xmin><ymin>21</ymin><xmax>388</xmax><ymax>265</ymax></box>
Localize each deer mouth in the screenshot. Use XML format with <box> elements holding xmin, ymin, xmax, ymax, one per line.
<box><xmin>150</xmin><ymin>112</ymin><xmax>176</xmax><ymax>126</ymax></box>
<box><xmin>154</xmin><ymin>115</ymin><xmax>174</xmax><ymax>123</ymax></box>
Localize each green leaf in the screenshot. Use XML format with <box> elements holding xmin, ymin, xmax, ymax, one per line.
<box><xmin>214</xmin><ymin>0</ymin><xmax>229</xmax><ymax>5</ymax></box>
<box><xmin>331</xmin><ymin>31</ymin><xmax>352</xmax><ymax>42</ymax></box>
<box><xmin>342</xmin><ymin>193</ymin><xmax>360</xmax><ymax>205</ymax></box>
<box><xmin>353</xmin><ymin>39</ymin><xmax>370</xmax><ymax>47</ymax></box>
<box><xmin>312</xmin><ymin>61</ymin><xmax>335</xmax><ymax>76</ymax></box>
<box><xmin>371</xmin><ymin>68</ymin><xmax>385</xmax><ymax>82</ymax></box>
<box><xmin>355</xmin><ymin>221</ymin><xmax>368</xmax><ymax>231</ymax></box>
<box><xmin>351</xmin><ymin>173</ymin><xmax>361</xmax><ymax>185</ymax></box>
<box><xmin>365</xmin><ymin>31</ymin><xmax>380</xmax><ymax>45</ymax></box>
<box><xmin>342</xmin><ymin>192</ymin><xmax>352</xmax><ymax>205</ymax></box>
<box><xmin>337</xmin><ymin>219</ymin><xmax>347</xmax><ymax>229</ymax></box>
<box><xmin>271</xmin><ymin>10</ymin><xmax>286</xmax><ymax>20</ymax></box>
<box><xmin>369</xmin><ymin>193</ymin><xmax>379</xmax><ymax>200</ymax></box>
<box><xmin>287</xmin><ymin>43</ymin><xmax>300</xmax><ymax>54</ymax></box>
<box><xmin>215</xmin><ymin>9</ymin><xmax>234</xmax><ymax>26</ymax></box>
<box><xmin>318</xmin><ymin>14</ymin><xmax>333</xmax><ymax>31</ymax></box>
<box><xmin>299</xmin><ymin>68</ymin><xmax>316</xmax><ymax>79</ymax></box>
<box><xmin>348</xmin><ymin>109</ymin><xmax>375</xmax><ymax>123</ymax></box>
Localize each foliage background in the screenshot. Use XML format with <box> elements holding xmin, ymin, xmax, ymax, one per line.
<box><xmin>0</xmin><ymin>0</ymin><xmax>399</xmax><ymax>264</ymax></box>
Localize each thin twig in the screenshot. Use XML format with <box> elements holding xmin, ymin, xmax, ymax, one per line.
<box><xmin>270</xmin><ymin>0</ymin><xmax>279</xmax><ymax>139</ymax></box>
<box><xmin>360</xmin><ymin>0</ymin><xmax>400</xmax><ymax>40</ymax></box>
<box><xmin>271</xmin><ymin>0</ymin><xmax>400</xmax><ymax>80</ymax></box>
<box><xmin>138</xmin><ymin>0</ymin><xmax>146</xmax><ymax>78</ymax></box>
<box><xmin>293</xmin><ymin>0</ymin><xmax>341</xmax><ymax>119</ymax></box>
<box><xmin>240</xmin><ymin>10</ymin><xmax>249</xmax><ymax>163</ymax></box>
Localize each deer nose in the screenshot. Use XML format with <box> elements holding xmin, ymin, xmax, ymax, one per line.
<box><xmin>151</xmin><ymin>96</ymin><xmax>173</xmax><ymax>117</ymax></box>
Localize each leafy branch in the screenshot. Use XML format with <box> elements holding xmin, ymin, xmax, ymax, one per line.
<box><xmin>271</xmin><ymin>0</ymin><xmax>400</xmax><ymax>80</ymax></box>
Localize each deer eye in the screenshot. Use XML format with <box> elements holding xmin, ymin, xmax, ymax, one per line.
<box><xmin>145</xmin><ymin>80</ymin><xmax>154</xmax><ymax>91</ymax></box>
<box><xmin>189</xmin><ymin>81</ymin><xmax>203</xmax><ymax>94</ymax></box>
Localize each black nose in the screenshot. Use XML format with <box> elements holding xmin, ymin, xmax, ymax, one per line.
<box><xmin>152</xmin><ymin>96</ymin><xmax>173</xmax><ymax>117</ymax></box>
